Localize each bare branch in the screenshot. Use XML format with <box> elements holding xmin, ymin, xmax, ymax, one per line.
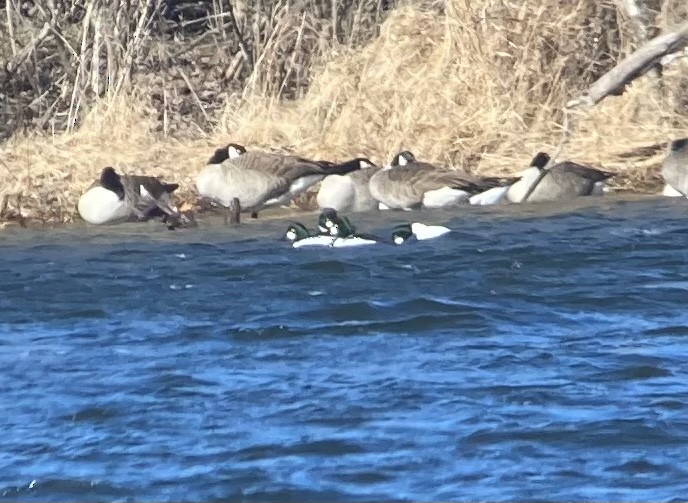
<box><xmin>574</xmin><ymin>20</ymin><xmax>688</xmax><ymax>107</ymax></box>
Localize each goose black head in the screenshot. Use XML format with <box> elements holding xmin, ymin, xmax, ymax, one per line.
<box><xmin>136</xmin><ymin>178</ymin><xmax>180</xmax><ymax>218</ymax></box>
<box><xmin>530</xmin><ymin>152</ymin><xmax>551</xmax><ymax>170</ymax></box>
<box><xmin>670</xmin><ymin>138</ymin><xmax>688</xmax><ymax>153</ymax></box>
<box><xmin>100</xmin><ymin>166</ymin><xmax>125</xmax><ymax>199</ymax></box>
<box><xmin>208</xmin><ymin>143</ymin><xmax>247</xmax><ymax>164</ymax></box>
<box><xmin>391</xmin><ymin>150</ymin><xmax>416</xmax><ymax>167</ymax></box>
<box><xmin>391</xmin><ymin>223</ymin><xmax>415</xmax><ymax>245</ymax></box>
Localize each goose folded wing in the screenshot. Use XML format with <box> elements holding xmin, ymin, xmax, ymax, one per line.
<box><xmin>414</xmin><ymin>169</ymin><xmax>485</xmax><ymax>193</ymax></box>
<box><xmin>556</xmin><ymin>162</ymin><xmax>615</xmax><ymax>182</ymax></box>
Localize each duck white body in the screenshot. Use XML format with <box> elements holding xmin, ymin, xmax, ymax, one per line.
<box><xmin>332</xmin><ymin>236</ymin><xmax>379</xmax><ymax>247</ymax></box>
<box><xmin>77</xmin><ymin>186</ymin><xmax>132</xmax><ymax>225</ymax></box>
<box><xmin>410</xmin><ymin>222</ymin><xmax>451</xmax><ymax>240</ymax></box>
<box><xmin>291</xmin><ymin>235</ymin><xmax>335</xmax><ymax>248</ymax></box>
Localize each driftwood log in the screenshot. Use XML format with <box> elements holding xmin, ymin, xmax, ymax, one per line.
<box><xmin>574</xmin><ymin>20</ymin><xmax>688</xmax><ymax>107</ymax></box>
<box><xmin>520</xmin><ymin>20</ymin><xmax>688</xmax><ymax>203</ymax></box>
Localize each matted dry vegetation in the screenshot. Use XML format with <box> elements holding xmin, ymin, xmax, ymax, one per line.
<box><xmin>1</xmin><ymin>0</ymin><xmax>687</xmax><ymax>226</ymax></box>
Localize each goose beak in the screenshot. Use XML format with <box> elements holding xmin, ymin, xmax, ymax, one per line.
<box><xmin>156</xmin><ymin>201</ymin><xmax>181</xmax><ymax>218</ymax></box>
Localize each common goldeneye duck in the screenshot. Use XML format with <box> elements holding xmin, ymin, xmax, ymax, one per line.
<box><xmin>391</xmin><ymin>222</ymin><xmax>452</xmax><ymax>244</ymax></box>
<box><xmin>329</xmin><ymin>215</ymin><xmax>385</xmax><ymax>248</ymax></box>
<box><xmin>317</xmin><ymin>207</ymin><xmax>340</xmax><ymax>234</ymax></box>
<box><xmin>281</xmin><ymin>222</ymin><xmax>334</xmax><ymax>248</ymax></box>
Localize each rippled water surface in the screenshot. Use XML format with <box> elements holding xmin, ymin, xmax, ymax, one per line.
<box><xmin>3</xmin><ymin>196</ymin><xmax>688</xmax><ymax>501</ymax></box>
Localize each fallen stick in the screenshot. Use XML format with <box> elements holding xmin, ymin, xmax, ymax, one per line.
<box><xmin>573</xmin><ymin>19</ymin><xmax>688</xmax><ymax>108</ymax></box>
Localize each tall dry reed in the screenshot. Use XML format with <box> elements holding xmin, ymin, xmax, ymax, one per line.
<box><xmin>1</xmin><ymin>0</ymin><xmax>687</xmax><ymax>225</ymax></box>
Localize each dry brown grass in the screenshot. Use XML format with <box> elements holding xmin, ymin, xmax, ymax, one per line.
<box><xmin>1</xmin><ymin>0</ymin><xmax>688</xmax><ymax>225</ymax></box>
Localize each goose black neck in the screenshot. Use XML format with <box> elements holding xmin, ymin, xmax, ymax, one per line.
<box><xmin>100</xmin><ymin>168</ymin><xmax>125</xmax><ymax>199</ymax></box>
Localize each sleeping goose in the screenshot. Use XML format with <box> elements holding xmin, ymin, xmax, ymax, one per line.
<box><xmin>506</xmin><ymin>152</ymin><xmax>615</xmax><ymax>203</ymax></box>
<box><xmin>196</xmin><ymin>143</ymin><xmax>368</xmax><ymax>217</ymax></box>
<box><xmin>368</xmin><ymin>150</ymin><xmax>519</xmax><ymax>210</ymax></box>
<box><xmin>661</xmin><ymin>138</ymin><xmax>688</xmax><ymax>198</ymax></box>
<box><xmin>77</xmin><ymin>167</ymin><xmax>179</xmax><ymax>225</ymax></box>
<box><xmin>316</xmin><ymin>159</ymin><xmax>380</xmax><ymax>212</ymax></box>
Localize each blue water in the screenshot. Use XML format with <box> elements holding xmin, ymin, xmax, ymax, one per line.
<box><xmin>2</xmin><ymin>196</ymin><xmax>688</xmax><ymax>501</ymax></box>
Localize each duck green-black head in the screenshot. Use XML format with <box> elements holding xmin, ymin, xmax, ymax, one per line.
<box><xmin>391</xmin><ymin>223</ymin><xmax>415</xmax><ymax>245</ymax></box>
<box><xmin>331</xmin><ymin>216</ymin><xmax>356</xmax><ymax>238</ymax></box>
<box><xmin>391</xmin><ymin>150</ymin><xmax>416</xmax><ymax>167</ymax></box>
<box><xmin>282</xmin><ymin>222</ymin><xmax>312</xmax><ymax>242</ymax></box>
<box><xmin>318</xmin><ymin>208</ymin><xmax>339</xmax><ymax>234</ymax></box>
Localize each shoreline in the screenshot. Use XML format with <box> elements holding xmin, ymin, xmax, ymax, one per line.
<box><xmin>0</xmin><ymin>192</ymin><xmax>673</xmax><ymax>234</ymax></box>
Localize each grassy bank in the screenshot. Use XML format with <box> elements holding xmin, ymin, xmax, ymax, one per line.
<box><xmin>1</xmin><ymin>0</ymin><xmax>687</xmax><ymax>226</ymax></box>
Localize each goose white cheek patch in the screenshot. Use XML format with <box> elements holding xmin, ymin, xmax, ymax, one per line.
<box><xmin>228</xmin><ymin>146</ymin><xmax>243</xmax><ymax>158</ymax></box>
<box><xmin>140</xmin><ymin>185</ymin><xmax>152</xmax><ymax>199</ymax></box>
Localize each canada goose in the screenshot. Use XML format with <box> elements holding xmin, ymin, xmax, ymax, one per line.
<box><xmin>506</xmin><ymin>152</ymin><xmax>615</xmax><ymax>203</ymax></box>
<box><xmin>368</xmin><ymin>150</ymin><xmax>519</xmax><ymax>210</ymax></box>
<box><xmin>316</xmin><ymin>159</ymin><xmax>380</xmax><ymax>212</ymax></box>
<box><xmin>196</xmin><ymin>143</ymin><xmax>368</xmax><ymax>216</ymax></box>
<box><xmin>391</xmin><ymin>223</ymin><xmax>451</xmax><ymax>244</ymax></box>
<box><xmin>77</xmin><ymin>167</ymin><xmax>179</xmax><ymax>225</ymax></box>
<box><xmin>661</xmin><ymin>138</ymin><xmax>688</xmax><ymax>198</ymax></box>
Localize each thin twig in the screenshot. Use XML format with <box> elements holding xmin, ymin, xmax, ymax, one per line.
<box><xmin>225</xmin><ymin>0</ymin><xmax>254</xmax><ymax>71</ymax></box>
<box><xmin>4</xmin><ymin>21</ymin><xmax>52</xmax><ymax>74</ymax></box>
<box><xmin>178</xmin><ymin>68</ymin><xmax>211</xmax><ymax>124</ymax></box>
<box><xmin>6</xmin><ymin>0</ymin><xmax>17</xmax><ymax>56</ymax></box>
